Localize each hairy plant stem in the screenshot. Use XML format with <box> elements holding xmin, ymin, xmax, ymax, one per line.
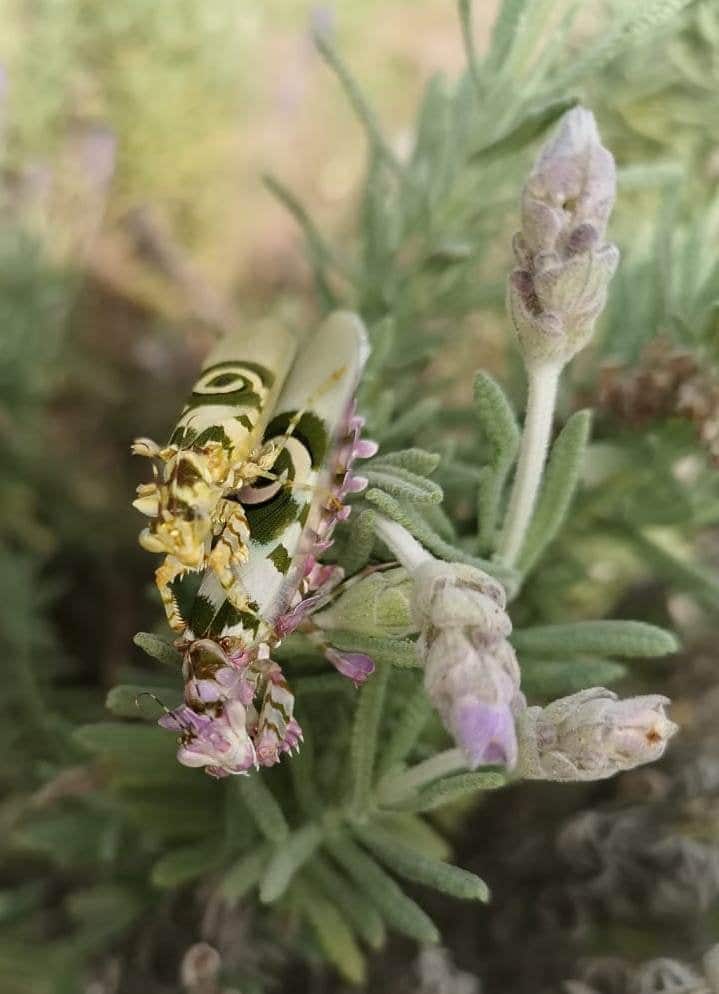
<box><xmin>374</xmin><ymin>514</ymin><xmax>432</xmax><ymax>571</ymax></box>
<box><xmin>377</xmin><ymin>747</ymin><xmax>467</xmax><ymax>805</ymax></box>
<box><xmin>497</xmin><ymin>362</ymin><xmax>561</xmax><ymax>568</ymax></box>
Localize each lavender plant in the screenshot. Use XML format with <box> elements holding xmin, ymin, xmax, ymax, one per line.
<box><xmin>3</xmin><ymin>2</ymin><xmax>719</xmax><ymax>992</ymax></box>
<box><xmin>114</xmin><ymin>46</ymin><xmax>678</xmax><ymax>991</ymax></box>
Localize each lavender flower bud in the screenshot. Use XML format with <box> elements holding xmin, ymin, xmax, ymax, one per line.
<box><xmin>508</xmin><ymin>106</ymin><xmax>619</xmax><ymax>370</ymax></box>
<box><xmin>313</xmin><ymin>567</ymin><xmax>414</xmax><ymax>637</ymax></box>
<box><xmin>411</xmin><ymin>560</ymin><xmax>509</xmax><ymax>637</ymax></box>
<box><xmin>423</xmin><ymin>628</ymin><xmax>521</xmax><ymax>767</ymax></box>
<box><xmin>411</xmin><ymin>561</ymin><xmax>521</xmax><ymax>769</ymax></box>
<box><xmin>517</xmin><ymin>688</ymin><xmax>678</xmax><ymax>782</ymax></box>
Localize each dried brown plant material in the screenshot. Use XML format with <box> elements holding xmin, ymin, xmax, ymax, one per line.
<box><xmin>598</xmin><ymin>339</ymin><xmax>719</xmax><ymax>465</ymax></box>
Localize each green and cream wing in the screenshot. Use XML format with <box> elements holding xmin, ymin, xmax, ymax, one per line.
<box><xmin>183</xmin><ymin>310</ymin><xmax>369</xmax><ymax>641</ymax></box>
<box><xmin>169</xmin><ymin>322</ymin><xmax>298</xmax><ymax>455</ymax></box>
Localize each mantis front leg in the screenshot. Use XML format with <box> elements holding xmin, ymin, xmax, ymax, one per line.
<box><xmin>155</xmin><ymin>555</ymin><xmax>193</xmax><ymax>633</ymax></box>
<box><xmin>208</xmin><ymin>500</ymin><xmax>252</xmax><ymax>612</ymax></box>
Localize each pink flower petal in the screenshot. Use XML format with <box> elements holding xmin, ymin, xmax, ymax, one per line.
<box><xmin>325</xmin><ymin>647</ymin><xmax>375</xmax><ymax>685</ymax></box>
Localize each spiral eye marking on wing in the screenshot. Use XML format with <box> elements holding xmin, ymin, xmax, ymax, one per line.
<box><xmin>193</xmin><ymin>361</ymin><xmax>274</xmax><ymax>394</ymax></box>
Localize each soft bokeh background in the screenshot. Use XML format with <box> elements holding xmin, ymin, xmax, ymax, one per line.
<box><xmin>0</xmin><ymin>1</ymin><xmax>485</xmax><ymax>313</ymax></box>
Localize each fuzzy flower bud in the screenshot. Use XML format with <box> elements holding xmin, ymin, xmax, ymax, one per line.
<box><xmin>411</xmin><ymin>560</ymin><xmax>509</xmax><ymax>637</ymax></box>
<box><xmin>313</xmin><ymin>567</ymin><xmax>415</xmax><ymax>638</ymax></box>
<box><xmin>517</xmin><ymin>688</ymin><xmax>677</xmax><ymax>782</ymax></box>
<box><xmin>423</xmin><ymin>628</ymin><xmax>521</xmax><ymax>767</ymax></box>
<box><xmin>411</xmin><ymin>560</ymin><xmax>522</xmax><ymax>769</ymax></box>
<box><xmin>508</xmin><ymin>106</ymin><xmax>619</xmax><ymax>369</ymax></box>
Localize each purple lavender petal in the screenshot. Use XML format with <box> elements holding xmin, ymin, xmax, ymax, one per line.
<box><xmin>451</xmin><ymin>698</ymin><xmax>518</xmax><ymax>770</ymax></box>
<box><xmin>305</xmin><ymin>562</ymin><xmax>343</xmax><ymax>591</ymax></box>
<box><xmin>301</xmin><ymin>554</ymin><xmax>318</xmax><ymax>577</ymax></box>
<box><xmin>158</xmin><ymin>712</ymin><xmax>185</xmax><ymax>732</ymax></box>
<box><xmin>325</xmin><ymin>647</ymin><xmax>375</xmax><ymax>685</ymax></box>
<box><xmin>354</xmin><ymin>438</ymin><xmax>379</xmax><ymax>459</ymax></box>
<box><xmin>158</xmin><ymin>705</ymin><xmax>207</xmax><ymax>734</ymax></box>
<box><xmin>345</xmin><ymin>474</ymin><xmax>369</xmax><ymax>494</ymax></box>
<box><xmin>275</xmin><ymin>594</ymin><xmax>323</xmax><ymax>637</ymax></box>
<box><xmin>185</xmin><ymin>677</ymin><xmax>223</xmax><ymax>705</ymax></box>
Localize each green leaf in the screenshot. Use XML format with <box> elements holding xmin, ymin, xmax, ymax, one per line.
<box><xmin>221</xmin><ymin>846</ymin><xmax>271</xmax><ymax>905</ymax></box>
<box><xmin>297</xmin><ymin>881</ymin><xmax>367</xmax><ymax>985</ymax></box>
<box><xmin>151</xmin><ymin>842</ymin><xmax>224</xmax><ymax>888</ymax></box>
<box><xmin>553</xmin><ymin>0</ymin><xmax>695</xmax><ymax>91</ymax></box>
<box><xmin>421</xmin><ymin>501</ymin><xmax>457</xmax><ymax>541</ymax></box>
<box><xmin>13</xmin><ymin>811</ymin><xmax>115</xmax><ymax>868</ymax></box>
<box><xmin>628</xmin><ymin>529</ymin><xmax>719</xmax><ymax>608</ymax></box>
<box><xmin>371</xmin><ymin>448</ymin><xmax>440</xmax><ymax>475</ymax></box>
<box><xmin>350</xmin><ymin>662</ymin><xmax>390</xmax><ymax>813</ymax></box>
<box><xmin>352</xmin><ymin>823</ymin><xmax>489</xmax><ymax>902</ymax></box>
<box><xmin>132</xmin><ymin>632</ymin><xmax>182</xmax><ymax>668</ymax></box>
<box><xmin>474</xmin><ymin>371</ymin><xmax>520</xmax><ymax>464</ymax></box>
<box><xmin>307</xmin><ymin>857</ymin><xmax>386</xmax><ymax>950</ymax></box>
<box><xmin>364</xmin><ymin>316</ymin><xmax>397</xmax><ymax>380</ymax></box>
<box><xmin>289</xmin><ymin>718</ymin><xmax>321</xmax><ymax>817</ymax></box>
<box><xmin>378</xmin><ymin>398</ymin><xmax>442</xmax><ymax>446</ymax></box>
<box><xmin>458</xmin><ymin>0</ymin><xmax>481</xmax><ymax>84</ymax></box>
<box><xmin>375</xmin><ymin>812</ymin><xmax>451</xmax><ymax>862</ymax></box>
<box><xmin>473</xmin><ymin>371</ymin><xmax>520</xmax><ymax>552</ymax></box>
<box><xmin>511</xmin><ymin>621</ymin><xmax>679</xmax><ymax>658</ymax></box>
<box><xmin>404</xmin><ymin>71</ymin><xmax>454</xmax><ymax>214</ymax></box>
<box><xmin>325</xmin><ymin>835</ymin><xmax>439</xmax><ymax>944</ymax></box>
<box><xmin>0</xmin><ymin>883</ymin><xmax>45</xmax><ymax>927</ymax></box>
<box><xmin>411</xmin><ymin>72</ymin><xmax>450</xmax><ymax>167</ymax></box>
<box><xmin>118</xmin><ymin>785</ymin><xmax>221</xmax><ymax>843</ymax></box>
<box><xmin>73</xmin><ymin>722</ymin><xmax>176</xmax><ymax>762</ymax></box>
<box><xmin>365</xmin><ymin>465</ymin><xmax>443</xmax><ymax>504</ymax></box>
<box><xmin>66</xmin><ymin>884</ymin><xmax>143</xmax><ymax>943</ymax></box>
<box><xmin>518</xmin><ymin>410</ymin><xmax>592</xmax><ymax>574</ymax></box>
<box><xmin>294</xmin><ymin>673</ymin><xmax>356</xmax><ymax>696</ymax></box>
<box><xmin>314</xmin><ymin>33</ymin><xmax>401</xmax><ymax>176</ymax></box>
<box><xmin>262</xmin><ymin>173</ymin><xmax>351</xmax><ymax>281</ymax></box>
<box><xmin>237</xmin><ymin>775</ymin><xmax>290</xmax><ymax>845</ymax></box>
<box><xmin>471</xmin><ymin>97</ymin><xmax>577</xmax><ymax>163</ymax></box>
<box><xmin>328</xmin><ymin>630</ymin><xmax>419</xmax><ymax>669</ymax></box>
<box><xmin>105</xmin><ymin>684</ymin><xmax>181</xmax><ymax>720</ymax></box>
<box><xmin>486</xmin><ymin>0</ymin><xmax>530</xmax><ymax>72</ymax></box>
<box><xmin>520</xmin><ymin>657</ymin><xmax>628</xmax><ymax>697</ymax></box>
<box><xmin>377</xmin><ymin>680</ymin><xmax>432</xmax><ymax>776</ymax></box>
<box><xmin>340</xmin><ymin>508</ymin><xmax>377</xmax><ymax>575</ymax></box>
<box><xmin>263</xmin><ymin>173</ymin><xmax>347</xmax><ymax>308</ymax></box>
<box><xmin>390</xmin><ymin>771</ymin><xmax>507</xmax><ymax>813</ymax></box>
<box><xmin>359</xmin><ymin>152</ymin><xmax>401</xmax><ymax>311</ymax></box>
<box><xmin>260</xmin><ymin>824</ymin><xmax>323</xmax><ymax>904</ymax></box>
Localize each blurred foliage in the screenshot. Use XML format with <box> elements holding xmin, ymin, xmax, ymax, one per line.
<box><xmin>0</xmin><ymin>1</ymin><xmax>718</xmax><ymax>992</ymax></box>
